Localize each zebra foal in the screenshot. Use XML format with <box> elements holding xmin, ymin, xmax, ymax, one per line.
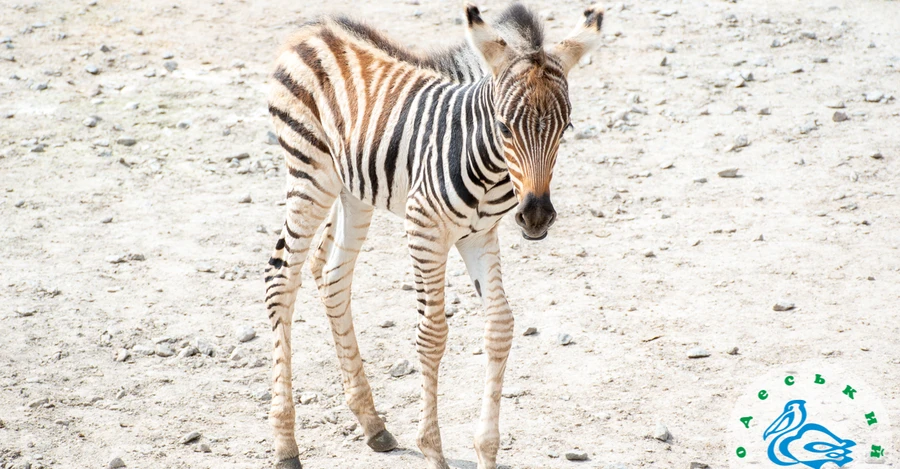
<box><xmin>264</xmin><ymin>3</ymin><xmax>605</xmax><ymax>468</ymax></box>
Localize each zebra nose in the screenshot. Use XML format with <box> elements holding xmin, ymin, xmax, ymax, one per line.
<box><xmin>515</xmin><ymin>193</ymin><xmax>557</xmax><ymax>240</ymax></box>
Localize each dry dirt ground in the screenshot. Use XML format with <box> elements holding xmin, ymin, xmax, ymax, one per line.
<box><xmin>1</xmin><ymin>0</ymin><xmax>899</xmax><ymax>468</ymax></box>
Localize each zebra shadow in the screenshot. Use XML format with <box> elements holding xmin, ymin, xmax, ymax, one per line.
<box><xmin>386</xmin><ymin>447</ymin><xmax>512</xmax><ymax>469</ymax></box>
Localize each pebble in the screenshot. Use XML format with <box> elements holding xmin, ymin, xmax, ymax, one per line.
<box><xmin>832</xmin><ymin>111</ymin><xmax>849</xmax><ymax>122</ymax></box>
<box><xmin>198</xmin><ymin>443</ymin><xmax>212</xmax><ymax>453</ymax></box>
<box><xmin>400</xmin><ymin>282</ymin><xmax>414</xmax><ymax>291</ymax></box>
<box><xmin>83</xmin><ymin>116</ymin><xmax>98</xmax><ymax>127</ymax></box>
<box><xmin>379</xmin><ymin>320</ymin><xmax>395</xmax><ymax>328</ymax></box>
<box><xmin>658</xmin><ymin>9</ymin><xmax>677</xmax><ymax>17</ymax></box>
<box><xmin>254</xmin><ymin>389</ymin><xmax>272</xmax><ymax>401</ymax></box>
<box><xmin>178</xmin><ymin>346</ymin><xmax>198</xmax><ymax>358</ymax></box>
<box><xmin>28</xmin><ymin>397</ymin><xmax>49</xmax><ymax>408</ymax></box>
<box><xmin>116</xmin><ymin>136</ymin><xmax>136</xmax><ymax>146</ymax></box>
<box><xmin>229</xmin><ymin>347</ymin><xmax>246</xmax><ymax>362</ymax></box>
<box><xmin>800</xmin><ymin>31</ymin><xmax>817</xmax><ymax>40</ymax></box>
<box><xmin>870</xmin><ymin>152</ymin><xmax>883</xmax><ymax>160</ymax></box>
<box><xmin>825</xmin><ymin>100</ymin><xmax>845</xmax><ymax>109</ymax></box>
<box><xmin>115</xmin><ymin>349</ymin><xmax>130</xmax><ymax>362</ymax></box>
<box><xmin>195</xmin><ymin>265</ymin><xmax>214</xmax><ymax>273</ymax></box>
<box><xmin>132</xmin><ymin>344</ymin><xmax>155</xmax><ymax>356</ymax></box>
<box><xmin>798</xmin><ymin>120</ymin><xmax>818</xmax><ymax>134</ymax></box>
<box><xmin>690</xmin><ymin>463</ymin><xmax>710</xmax><ymax>469</ymax></box>
<box><xmin>106</xmin><ymin>457</ymin><xmax>126</xmax><ymax>468</ymax></box>
<box><xmin>85</xmin><ymin>64</ymin><xmax>100</xmax><ymax>75</ymax></box>
<box><xmin>155</xmin><ymin>344</ymin><xmax>175</xmax><ymax>357</ymax></box>
<box><xmin>659</xmin><ymin>161</ymin><xmax>674</xmax><ymax>170</ymax></box>
<box><xmin>163</xmin><ymin>60</ymin><xmax>178</xmax><ymax>72</ymax></box>
<box><xmin>758</xmin><ymin>107</ymin><xmax>771</xmax><ymax>116</ymax></box>
<box><xmin>192</xmin><ymin>338</ymin><xmax>215</xmax><ymax>356</ymax></box>
<box><xmin>100</xmin><ymin>44</ymin><xmax>111</xmax><ymax>53</ymax></box>
<box><xmin>813</xmin><ymin>57</ymin><xmax>829</xmax><ymax>63</ymax></box>
<box><xmin>501</xmin><ymin>387</ymin><xmax>526</xmax><ymax>398</ymax></box>
<box><xmin>773</xmin><ymin>301</ymin><xmax>795</xmax><ymax>312</ymax></box>
<box><xmin>673</xmin><ymin>71</ymin><xmax>688</xmax><ymax>79</ymax></box>
<box><xmin>727</xmin><ymin>347</ymin><xmax>739</xmax><ymax>355</ymax></box>
<box><xmin>643</xmin><ymin>250</ymin><xmax>656</xmax><ymax>258</ymax></box>
<box><xmin>227</xmin><ymin>152</ymin><xmax>250</xmax><ymax>161</ymax></box>
<box><xmin>177</xmin><ymin>119</ymin><xmax>191</xmax><ymax>129</ymax></box>
<box><xmin>718</xmin><ymin>168</ymin><xmax>740</xmax><ymax>178</ymax></box>
<box><xmin>162</xmin><ymin>51</ymin><xmax>175</xmax><ymax>59</ymax></box>
<box><xmin>589</xmin><ymin>208</ymin><xmax>604</xmax><ymax>218</ymax></box>
<box><xmin>31</xmin><ymin>144</ymin><xmax>46</xmax><ymax>153</ymax></box>
<box><xmin>731</xmin><ymin>134</ymin><xmax>750</xmax><ymax>150</ymax></box>
<box><xmin>180</xmin><ymin>431</ymin><xmax>201</xmax><ymax>444</ymax></box>
<box><xmin>298</xmin><ymin>392</ymin><xmax>318</xmax><ymax>405</ymax></box>
<box><xmin>15</xmin><ymin>307</ymin><xmax>36</xmax><ymax>317</ymax></box>
<box><xmin>389</xmin><ymin>359</ymin><xmax>414</xmax><ymax>377</ymax></box>
<box><xmin>687</xmin><ymin>347</ymin><xmax>710</xmax><ymax>358</ymax></box>
<box><xmin>565</xmin><ymin>450</ymin><xmax>589</xmax><ymax>461</ymax></box>
<box><xmin>236</xmin><ymin>325</ymin><xmax>256</xmax><ymax>343</ymax></box>
<box><xmin>237</xmin><ymin>194</ymin><xmax>252</xmax><ymax>204</ymax></box>
<box><xmin>864</xmin><ymin>91</ymin><xmax>884</xmax><ymax>102</ymax></box>
<box><xmin>557</xmin><ymin>333</ymin><xmax>573</xmax><ymax>346</ymax></box>
<box><xmin>445</xmin><ymin>304</ymin><xmax>458</xmax><ymax>317</ymax></box>
<box><xmin>522</xmin><ymin>327</ymin><xmax>538</xmax><ymax>336</ymax></box>
<box><xmin>653</xmin><ymin>422</ymin><xmax>670</xmax><ymax>441</ymax></box>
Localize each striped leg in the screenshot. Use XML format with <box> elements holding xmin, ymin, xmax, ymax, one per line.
<box><xmin>309</xmin><ymin>191</ymin><xmax>398</xmax><ymax>452</ymax></box>
<box><xmin>266</xmin><ymin>169</ymin><xmax>340</xmax><ymax>468</ymax></box>
<box><xmin>456</xmin><ymin>227</ymin><xmax>513</xmax><ymax>469</ymax></box>
<box><xmin>407</xmin><ymin>217</ymin><xmax>451</xmax><ymax>469</ymax></box>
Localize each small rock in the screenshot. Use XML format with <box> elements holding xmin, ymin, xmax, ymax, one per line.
<box><xmin>557</xmin><ymin>333</ymin><xmax>573</xmax><ymax>346</ymax></box>
<box><xmin>106</xmin><ymin>254</ymin><xmax>127</xmax><ymax>264</ymax></box>
<box><xmin>236</xmin><ymin>325</ymin><xmax>256</xmax><ymax>343</ymax></box>
<box><xmin>155</xmin><ymin>344</ymin><xmax>175</xmax><ymax>357</ymax></box>
<box><xmin>565</xmin><ymin>450</ymin><xmax>589</xmax><ymax>461</ymax></box>
<box><xmin>389</xmin><ymin>359</ymin><xmax>414</xmax><ymax>377</ymax></box>
<box><xmin>690</xmin><ymin>463</ymin><xmax>710</xmax><ymax>469</ymax></box>
<box><xmin>132</xmin><ymin>344</ymin><xmax>155</xmax><ymax>356</ymax></box>
<box><xmin>229</xmin><ymin>347</ymin><xmax>247</xmax><ymax>361</ymax></box>
<box><xmin>825</xmin><ymin>100</ymin><xmax>845</xmax><ymax>109</ymax></box>
<box><xmin>85</xmin><ymin>64</ymin><xmax>99</xmax><ymax>75</ymax></box>
<box><xmin>116</xmin><ymin>136</ymin><xmax>136</xmax><ymax>146</ymax></box>
<box><xmin>659</xmin><ymin>161</ymin><xmax>674</xmax><ymax>170</ymax></box>
<box><xmin>163</xmin><ymin>60</ymin><xmax>178</xmax><ymax>72</ymax></box>
<box><xmin>162</xmin><ymin>51</ymin><xmax>175</xmax><ymax>59</ymax></box>
<box><xmin>445</xmin><ymin>304</ymin><xmax>458</xmax><ymax>318</ymax></box>
<box><xmin>299</xmin><ymin>392</ymin><xmax>318</xmax><ymax>405</ymax></box>
<box><xmin>180</xmin><ymin>431</ymin><xmax>201</xmax><ymax>444</ymax></box>
<box><xmin>658</xmin><ymin>9</ymin><xmax>677</xmax><ymax>17</ymax></box>
<box><xmin>115</xmin><ymin>348</ymin><xmax>130</xmax><ymax>362</ymax></box>
<box><xmin>771</xmin><ymin>38</ymin><xmax>784</xmax><ymax>48</ymax></box>
<box><xmin>864</xmin><ymin>91</ymin><xmax>884</xmax><ymax>103</ymax></box>
<box><xmin>28</xmin><ymin>397</ymin><xmax>49</xmax><ymax>408</ymax></box>
<box><xmin>674</xmin><ymin>71</ymin><xmax>688</xmax><ymax>79</ymax></box>
<box><xmin>798</xmin><ymin>120</ymin><xmax>818</xmax><ymax>134</ymax></box>
<box><xmin>255</xmin><ymin>389</ymin><xmax>272</xmax><ymax>401</ymax></box>
<box><xmin>237</xmin><ymin>194</ymin><xmax>252</xmax><ymax>204</ymax></box>
<box><xmin>83</xmin><ymin>116</ymin><xmax>99</xmax><ymax>127</ymax></box>
<box><xmin>31</xmin><ymin>144</ymin><xmax>46</xmax><ymax>153</ymax></box>
<box><xmin>100</xmin><ymin>44</ymin><xmax>112</xmax><ymax>53</ymax></box>
<box><xmin>643</xmin><ymin>250</ymin><xmax>656</xmax><ymax>258</ymax></box>
<box><xmin>177</xmin><ymin>119</ymin><xmax>191</xmax><ymax>129</ymax></box>
<box><xmin>653</xmin><ymin>422</ymin><xmax>670</xmax><ymax>441</ymax></box>
<box><xmin>192</xmin><ymin>338</ymin><xmax>215</xmax><ymax>356</ymax></box>
<box><xmin>198</xmin><ymin>443</ymin><xmax>211</xmax><ymax>453</ymax></box>
<box><xmin>178</xmin><ymin>346</ymin><xmax>198</xmax><ymax>358</ymax></box>
<box><xmin>227</xmin><ymin>152</ymin><xmax>250</xmax><ymax>161</ymax></box>
<box><xmin>522</xmin><ymin>327</ymin><xmax>538</xmax><ymax>336</ymax></box>
<box><xmin>379</xmin><ymin>320</ymin><xmax>395</xmax><ymax>328</ymax></box>
<box><xmin>800</xmin><ymin>31</ymin><xmax>817</xmax><ymax>40</ymax></box>
<box><xmin>108</xmin><ymin>457</ymin><xmax>126</xmax><ymax>468</ymax></box>
<box><xmin>832</xmin><ymin>111</ymin><xmax>849</xmax><ymax>122</ymax></box>
<box><xmin>687</xmin><ymin>347</ymin><xmax>710</xmax><ymax>359</ymax></box>
<box><xmin>870</xmin><ymin>152</ymin><xmax>883</xmax><ymax>160</ymax></box>
<box><xmin>813</xmin><ymin>57</ymin><xmax>829</xmax><ymax>63</ymax></box>
<box><xmin>773</xmin><ymin>301</ymin><xmax>795</xmax><ymax>312</ymax></box>
<box><xmin>195</xmin><ymin>265</ymin><xmax>214</xmax><ymax>273</ymax></box>
<box><xmin>589</xmin><ymin>208</ymin><xmax>604</xmax><ymax>218</ymax></box>
<box><xmin>501</xmin><ymin>387</ymin><xmax>526</xmax><ymax>398</ymax></box>
<box><xmin>726</xmin><ymin>347</ymin><xmax>739</xmax><ymax>355</ymax></box>
<box><xmin>660</xmin><ymin>56</ymin><xmax>669</xmax><ymax>67</ymax></box>
<box><xmin>731</xmin><ymin>135</ymin><xmax>750</xmax><ymax>149</ymax></box>
<box><xmin>718</xmin><ymin>168</ymin><xmax>740</xmax><ymax>178</ymax></box>
<box><xmin>33</xmin><ymin>83</ymin><xmax>49</xmax><ymax>92</ymax></box>
<box><xmin>400</xmin><ymin>282</ymin><xmax>414</xmax><ymax>291</ymax></box>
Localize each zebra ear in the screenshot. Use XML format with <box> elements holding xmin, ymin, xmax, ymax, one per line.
<box><xmin>550</xmin><ymin>5</ymin><xmax>605</xmax><ymax>75</ymax></box>
<box><xmin>465</xmin><ymin>4</ymin><xmax>513</xmax><ymax>76</ymax></box>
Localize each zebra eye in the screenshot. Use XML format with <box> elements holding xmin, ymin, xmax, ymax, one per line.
<box><xmin>496</xmin><ymin>121</ymin><xmax>512</xmax><ymax>138</ymax></box>
<box><xmin>564</xmin><ymin>123</ymin><xmax>574</xmax><ymax>133</ymax></box>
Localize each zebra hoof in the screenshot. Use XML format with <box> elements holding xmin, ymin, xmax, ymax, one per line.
<box><xmin>275</xmin><ymin>456</ymin><xmax>302</xmax><ymax>469</ymax></box>
<box><xmin>366</xmin><ymin>429</ymin><xmax>398</xmax><ymax>452</ymax></box>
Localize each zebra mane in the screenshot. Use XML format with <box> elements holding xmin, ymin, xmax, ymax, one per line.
<box><xmin>494</xmin><ymin>3</ymin><xmax>544</xmax><ymax>54</ymax></box>
<box><xmin>327</xmin><ymin>3</ymin><xmax>545</xmax><ymax>83</ymax></box>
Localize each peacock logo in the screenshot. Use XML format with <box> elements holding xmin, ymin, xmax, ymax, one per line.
<box><xmin>729</xmin><ymin>362</ymin><xmax>891</xmax><ymax>468</ymax></box>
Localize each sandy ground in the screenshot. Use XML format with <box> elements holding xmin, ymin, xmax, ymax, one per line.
<box><xmin>1</xmin><ymin>0</ymin><xmax>899</xmax><ymax>468</ymax></box>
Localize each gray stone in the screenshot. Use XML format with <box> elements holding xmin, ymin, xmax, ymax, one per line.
<box><xmin>229</xmin><ymin>347</ymin><xmax>246</xmax><ymax>362</ymax></box>
<box><xmin>833</xmin><ymin>111</ymin><xmax>849</xmax><ymax>122</ymax></box>
<box><xmin>864</xmin><ymin>91</ymin><xmax>884</xmax><ymax>103</ymax></box>
<box><xmin>718</xmin><ymin>168</ymin><xmax>740</xmax><ymax>178</ymax></box>
<box><xmin>379</xmin><ymin>320</ymin><xmax>395</xmax><ymax>328</ymax></box>
<box><xmin>400</xmin><ymin>282</ymin><xmax>414</xmax><ymax>291</ymax></box>
<box><xmin>389</xmin><ymin>359</ymin><xmax>414</xmax><ymax>377</ymax></box>
<box><xmin>298</xmin><ymin>392</ymin><xmax>318</xmax><ymax>405</ymax></box>
<box><xmin>116</xmin><ymin>136</ymin><xmax>136</xmax><ymax>146</ymax></box>
<box><xmin>85</xmin><ymin>64</ymin><xmax>99</xmax><ymax>74</ymax></box>
<box><xmin>198</xmin><ymin>443</ymin><xmax>211</xmax><ymax>453</ymax></box>
<box><xmin>732</xmin><ymin>134</ymin><xmax>750</xmax><ymax>149</ymax></box>
<box><xmin>773</xmin><ymin>301</ymin><xmax>795</xmax><ymax>312</ymax></box>
<box><xmin>445</xmin><ymin>304</ymin><xmax>458</xmax><ymax>318</ymax></box>
<box><xmin>813</xmin><ymin>57</ymin><xmax>829</xmax><ymax>63</ymax></box>
<box><xmin>227</xmin><ymin>152</ymin><xmax>250</xmax><ymax>161</ymax></box>
<box><xmin>132</xmin><ymin>344</ymin><xmax>155</xmax><ymax>356</ymax></box>
<box><xmin>192</xmin><ymin>338</ymin><xmax>214</xmax><ymax>356</ymax></box>
<box><xmin>180</xmin><ymin>431</ymin><xmax>201</xmax><ymax>444</ymax></box>
<box><xmin>115</xmin><ymin>348</ymin><xmax>130</xmax><ymax>362</ymax></box>
<box><xmin>653</xmin><ymin>422</ymin><xmax>670</xmax><ymax>441</ymax></box>
<box><xmin>502</xmin><ymin>387</ymin><xmax>526</xmax><ymax>398</ymax></box>
<box><xmin>798</xmin><ymin>120</ymin><xmax>818</xmax><ymax>134</ymax></box>
<box><xmin>162</xmin><ymin>51</ymin><xmax>175</xmax><ymax>59</ymax></box>
<box><xmin>237</xmin><ymin>194</ymin><xmax>252</xmax><ymax>204</ymax></box>
<box><xmin>565</xmin><ymin>450</ymin><xmax>589</xmax><ymax>461</ymax></box>
<box><xmin>727</xmin><ymin>347</ymin><xmax>739</xmax><ymax>355</ymax></box>
<box><xmin>758</xmin><ymin>107</ymin><xmax>771</xmax><ymax>116</ymax></box>
<box><xmin>28</xmin><ymin>397</ymin><xmax>49</xmax><ymax>408</ymax></box>
<box><xmin>176</xmin><ymin>119</ymin><xmax>191</xmax><ymax>129</ymax></box>
<box><xmin>236</xmin><ymin>325</ymin><xmax>256</xmax><ymax>343</ymax></box>
<box><xmin>643</xmin><ymin>250</ymin><xmax>656</xmax><ymax>258</ymax></box>
<box><xmin>108</xmin><ymin>457</ymin><xmax>126</xmax><ymax>468</ymax></box>
<box><xmin>688</xmin><ymin>347</ymin><xmax>710</xmax><ymax>358</ymax></box>
<box><xmin>557</xmin><ymin>333</ymin><xmax>573</xmax><ymax>346</ymax></box>
<box><xmin>522</xmin><ymin>327</ymin><xmax>538</xmax><ymax>336</ymax></box>
<box><xmin>674</xmin><ymin>70</ymin><xmax>688</xmax><ymax>79</ymax></box>
<box><xmin>155</xmin><ymin>344</ymin><xmax>175</xmax><ymax>357</ymax></box>
<box><xmin>30</xmin><ymin>144</ymin><xmax>45</xmax><ymax>153</ymax></box>
<box><xmin>178</xmin><ymin>346</ymin><xmax>198</xmax><ymax>358</ymax></box>
<box><xmin>825</xmin><ymin>100</ymin><xmax>845</xmax><ymax>109</ymax></box>
<box><xmin>33</xmin><ymin>82</ymin><xmax>48</xmax><ymax>91</ymax></box>
<box><xmin>83</xmin><ymin>116</ymin><xmax>98</xmax><ymax>127</ymax></box>
<box><xmin>163</xmin><ymin>60</ymin><xmax>178</xmax><ymax>72</ymax></box>
<box><xmin>690</xmin><ymin>463</ymin><xmax>710</xmax><ymax>469</ymax></box>
<box><xmin>870</xmin><ymin>152</ymin><xmax>883</xmax><ymax>160</ymax></box>
<box><xmin>255</xmin><ymin>389</ymin><xmax>271</xmax><ymax>401</ymax></box>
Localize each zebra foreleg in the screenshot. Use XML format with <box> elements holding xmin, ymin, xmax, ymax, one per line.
<box><xmin>310</xmin><ymin>191</ymin><xmax>398</xmax><ymax>453</ymax></box>
<box><xmin>407</xmin><ymin>218</ymin><xmax>451</xmax><ymax>469</ymax></box>
<box><xmin>456</xmin><ymin>227</ymin><xmax>513</xmax><ymax>469</ymax></box>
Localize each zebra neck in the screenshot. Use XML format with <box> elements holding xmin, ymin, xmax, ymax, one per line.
<box><xmin>460</xmin><ymin>78</ymin><xmax>508</xmax><ymax>185</ymax></box>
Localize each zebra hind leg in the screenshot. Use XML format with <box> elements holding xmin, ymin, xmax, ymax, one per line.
<box><xmin>310</xmin><ymin>191</ymin><xmax>398</xmax><ymax>453</ymax></box>
<box><xmin>266</xmin><ymin>171</ymin><xmax>341</xmax><ymax>468</ymax></box>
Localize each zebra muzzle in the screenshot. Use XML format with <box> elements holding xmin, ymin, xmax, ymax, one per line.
<box><xmin>515</xmin><ymin>193</ymin><xmax>557</xmax><ymax>241</ymax></box>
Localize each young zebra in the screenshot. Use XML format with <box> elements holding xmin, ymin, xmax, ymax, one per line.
<box><xmin>264</xmin><ymin>3</ymin><xmax>605</xmax><ymax>468</ymax></box>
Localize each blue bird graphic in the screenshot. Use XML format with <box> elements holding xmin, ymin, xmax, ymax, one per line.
<box><xmin>763</xmin><ymin>400</ymin><xmax>857</xmax><ymax>468</ymax></box>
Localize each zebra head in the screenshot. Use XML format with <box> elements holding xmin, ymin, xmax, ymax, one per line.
<box><xmin>466</xmin><ymin>3</ymin><xmax>605</xmax><ymax>240</ymax></box>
